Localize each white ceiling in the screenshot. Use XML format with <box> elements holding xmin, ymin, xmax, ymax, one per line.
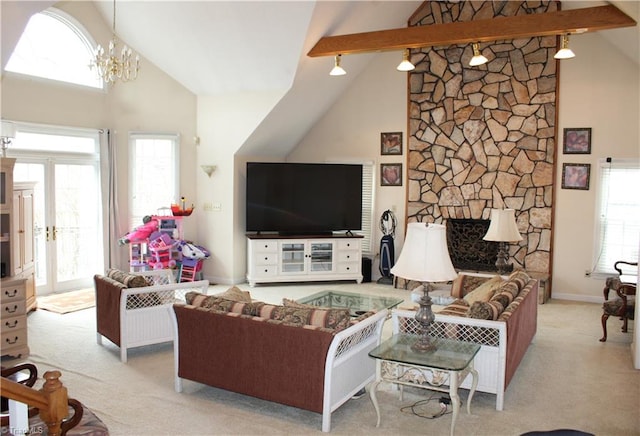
<box><xmin>2</xmin><ymin>1</ymin><xmax>637</xmax><ymax>157</ymax></box>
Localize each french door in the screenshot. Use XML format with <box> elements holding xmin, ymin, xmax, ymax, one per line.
<box><xmin>14</xmin><ymin>158</ymin><xmax>102</xmax><ymax>294</ymax></box>
<box><xmin>10</xmin><ymin>124</ymin><xmax>103</xmax><ymax>295</ymax></box>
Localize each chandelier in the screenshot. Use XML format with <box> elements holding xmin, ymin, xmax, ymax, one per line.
<box><xmin>91</xmin><ymin>0</ymin><xmax>139</xmax><ymax>84</ymax></box>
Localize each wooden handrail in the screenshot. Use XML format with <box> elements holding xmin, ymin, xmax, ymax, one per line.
<box><xmin>1</xmin><ymin>370</ymin><xmax>68</xmax><ymax>436</ymax></box>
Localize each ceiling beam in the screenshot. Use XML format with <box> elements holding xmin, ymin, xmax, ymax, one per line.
<box><xmin>307</xmin><ymin>5</ymin><xmax>637</xmax><ymax>57</ymax></box>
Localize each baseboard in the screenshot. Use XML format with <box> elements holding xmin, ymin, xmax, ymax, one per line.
<box><xmin>550</xmin><ymin>292</ymin><xmax>602</xmax><ymax>304</ymax></box>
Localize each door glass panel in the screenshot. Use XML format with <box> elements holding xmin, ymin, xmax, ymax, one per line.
<box><xmin>54</xmin><ymin>163</ymin><xmax>99</xmax><ymax>283</ymax></box>
<box><xmin>310</xmin><ymin>242</ymin><xmax>332</xmax><ymax>272</ymax></box>
<box><xmin>281</xmin><ymin>243</ymin><xmax>305</xmax><ymax>273</ymax></box>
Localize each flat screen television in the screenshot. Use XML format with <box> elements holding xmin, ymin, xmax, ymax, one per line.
<box><xmin>246</xmin><ymin>162</ymin><xmax>362</xmax><ymax>235</ymax></box>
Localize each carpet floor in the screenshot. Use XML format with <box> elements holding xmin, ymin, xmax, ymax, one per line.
<box><xmin>5</xmin><ymin>281</ymin><xmax>639</xmax><ymax>435</ymax></box>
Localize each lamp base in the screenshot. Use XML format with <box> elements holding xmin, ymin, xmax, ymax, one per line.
<box><xmin>494</xmin><ymin>242</ymin><xmax>514</xmax><ymax>275</ymax></box>
<box><xmin>411</xmin><ymin>334</ymin><xmax>437</xmax><ymax>352</ymax></box>
<box><xmin>411</xmin><ymin>283</ymin><xmax>437</xmax><ymax>352</ymax></box>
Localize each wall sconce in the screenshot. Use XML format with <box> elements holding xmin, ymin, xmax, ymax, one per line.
<box><xmin>1</xmin><ymin>120</ymin><xmax>16</xmax><ymax>158</ymax></box>
<box><xmin>554</xmin><ymin>34</ymin><xmax>576</xmax><ymax>59</ymax></box>
<box><xmin>469</xmin><ymin>43</ymin><xmax>488</xmax><ymax>67</ymax></box>
<box><xmin>329</xmin><ymin>54</ymin><xmax>346</xmax><ymax>76</ymax></box>
<box><xmin>200</xmin><ymin>165</ymin><xmax>216</xmax><ymax>178</ymax></box>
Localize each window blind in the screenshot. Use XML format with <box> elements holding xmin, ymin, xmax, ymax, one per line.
<box><xmin>593</xmin><ymin>159</ymin><xmax>640</xmax><ymax>276</ymax></box>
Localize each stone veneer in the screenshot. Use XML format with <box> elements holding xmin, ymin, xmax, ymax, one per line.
<box><xmin>407</xmin><ymin>1</ymin><xmax>558</xmax><ymax>274</ymax></box>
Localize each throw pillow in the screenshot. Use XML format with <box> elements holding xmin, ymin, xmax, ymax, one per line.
<box><xmin>468</xmin><ymin>300</ymin><xmax>504</xmax><ymax>320</ymax></box>
<box><xmin>106</xmin><ymin>268</ymin><xmax>149</xmax><ymax>288</ymax></box>
<box><xmin>282</xmin><ymin>298</ymin><xmax>323</xmax><ymax>309</ymax></box>
<box><xmin>450</xmin><ymin>274</ymin><xmax>491</xmax><ymax>298</ymax></box>
<box><xmin>436</xmin><ymin>298</ymin><xmax>470</xmax><ymax>317</ymax></box>
<box><xmin>463</xmin><ymin>275</ymin><xmax>503</xmax><ymax>305</ymax></box>
<box><xmin>508</xmin><ymin>270</ymin><xmax>530</xmax><ymax>291</ymax></box>
<box><xmin>214</xmin><ymin>286</ymin><xmax>252</xmax><ymax>302</ymax></box>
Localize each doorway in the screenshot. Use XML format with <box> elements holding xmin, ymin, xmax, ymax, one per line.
<box><xmin>11</xmin><ymin>126</ymin><xmax>103</xmax><ymax>295</ymax></box>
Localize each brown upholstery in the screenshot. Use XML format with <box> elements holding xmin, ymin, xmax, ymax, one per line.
<box><xmin>504</xmin><ymin>281</ymin><xmax>538</xmax><ymax>389</ymax></box>
<box><xmin>95</xmin><ymin>274</ymin><xmax>126</xmax><ymax>347</ymax></box>
<box><xmin>173</xmin><ymin>304</ymin><xmax>335</xmax><ymax>413</ymax></box>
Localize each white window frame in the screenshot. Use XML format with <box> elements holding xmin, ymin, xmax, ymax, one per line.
<box><xmin>5</xmin><ymin>7</ymin><xmax>103</xmax><ymax>90</ymax></box>
<box><xmin>129</xmin><ymin>133</ymin><xmax>180</xmax><ymax>228</ymax></box>
<box><xmin>591</xmin><ymin>158</ymin><xmax>640</xmax><ymax>278</ymax></box>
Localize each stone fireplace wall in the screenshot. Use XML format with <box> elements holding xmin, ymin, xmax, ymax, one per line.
<box><xmin>407</xmin><ymin>1</ymin><xmax>558</xmax><ymax>274</ymax></box>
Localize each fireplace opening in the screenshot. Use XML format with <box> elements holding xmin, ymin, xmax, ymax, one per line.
<box><xmin>446</xmin><ymin>219</ymin><xmax>498</xmax><ymax>272</ymax></box>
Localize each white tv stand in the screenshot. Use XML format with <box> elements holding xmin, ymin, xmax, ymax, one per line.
<box><xmin>246</xmin><ymin>233</ymin><xmax>363</xmax><ymax>287</ymax></box>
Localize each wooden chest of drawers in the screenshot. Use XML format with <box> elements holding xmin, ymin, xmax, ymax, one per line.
<box><xmin>1</xmin><ymin>277</ymin><xmax>29</xmax><ymax>358</ymax></box>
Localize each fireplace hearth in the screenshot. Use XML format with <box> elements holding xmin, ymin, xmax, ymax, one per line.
<box><xmin>446</xmin><ymin>219</ymin><xmax>498</xmax><ymax>272</ymax></box>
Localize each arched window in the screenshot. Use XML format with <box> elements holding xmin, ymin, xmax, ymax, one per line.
<box><xmin>5</xmin><ymin>8</ymin><xmax>102</xmax><ymax>89</ymax></box>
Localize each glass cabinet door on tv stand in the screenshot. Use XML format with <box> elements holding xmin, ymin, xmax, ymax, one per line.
<box><xmin>281</xmin><ymin>242</ymin><xmax>305</xmax><ymax>273</ymax></box>
<box><xmin>309</xmin><ymin>242</ymin><xmax>333</xmax><ymax>273</ymax></box>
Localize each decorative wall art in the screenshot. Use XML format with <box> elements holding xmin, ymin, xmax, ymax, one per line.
<box><xmin>380</xmin><ymin>163</ymin><xmax>402</xmax><ymax>186</ymax></box>
<box><xmin>561</xmin><ymin>163</ymin><xmax>591</xmax><ymax>190</ymax></box>
<box><xmin>563</xmin><ymin>128</ymin><xmax>592</xmax><ymax>154</ymax></box>
<box><xmin>380</xmin><ymin>132</ymin><xmax>402</xmax><ymax>155</ymax></box>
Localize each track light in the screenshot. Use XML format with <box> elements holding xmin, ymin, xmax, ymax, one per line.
<box><xmin>554</xmin><ymin>34</ymin><xmax>575</xmax><ymax>59</ymax></box>
<box><xmin>469</xmin><ymin>43</ymin><xmax>488</xmax><ymax>67</ymax></box>
<box><xmin>329</xmin><ymin>54</ymin><xmax>346</xmax><ymax>76</ymax></box>
<box><xmin>397</xmin><ymin>48</ymin><xmax>415</xmax><ymax>71</ymax></box>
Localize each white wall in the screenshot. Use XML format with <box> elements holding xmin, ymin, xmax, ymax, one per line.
<box><xmin>196</xmin><ymin>90</ymin><xmax>284</xmax><ymax>284</ymax></box>
<box><xmin>1</xmin><ymin>1</ymin><xmax>198</xmax><ymax>271</ymax></box>
<box><xmin>553</xmin><ymin>31</ymin><xmax>639</xmax><ymax>302</ymax></box>
<box><xmin>288</xmin><ymin>52</ymin><xmax>409</xmax><ymax>281</ymax></box>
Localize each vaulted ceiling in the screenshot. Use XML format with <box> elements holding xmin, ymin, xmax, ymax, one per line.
<box><xmin>1</xmin><ymin>1</ymin><xmax>637</xmax><ymax>158</ymax></box>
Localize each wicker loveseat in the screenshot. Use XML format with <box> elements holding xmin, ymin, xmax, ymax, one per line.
<box><xmin>94</xmin><ymin>268</ymin><xmax>209</xmax><ymax>362</ymax></box>
<box><xmin>394</xmin><ymin>271</ymin><xmax>538</xmax><ymax>411</ymax></box>
<box><xmin>170</xmin><ymin>291</ymin><xmax>388</xmax><ymax>432</ymax></box>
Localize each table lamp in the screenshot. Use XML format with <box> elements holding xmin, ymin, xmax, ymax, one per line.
<box><xmin>483</xmin><ymin>208</ymin><xmax>522</xmax><ymax>274</ymax></box>
<box><xmin>391</xmin><ymin>222</ymin><xmax>458</xmax><ymax>352</ymax></box>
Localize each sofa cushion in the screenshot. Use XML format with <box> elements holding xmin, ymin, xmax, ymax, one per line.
<box><xmin>106</xmin><ymin>268</ymin><xmax>149</xmax><ymax>288</ymax></box>
<box><xmin>437</xmin><ymin>298</ymin><xmax>469</xmax><ymax>317</ymax></box>
<box><xmin>258</xmin><ymin>302</ymin><xmax>350</xmax><ymax>331</ymax></box>
<box><xmin>451</xmin><ymin>274</ymin><xmax>492</xmax><ymax>298</ymax></box>
<box><xmin>214</xmin><ymin>286</ymin><xmax>252</xmax><ymax>302</ymax></box>
<box><xmin>468</xmin><ymin>300</ymin><xmax>504</xmax><ymax>320</ymax></box>
<box><xmin>463</xmin><ymin>275</ymin><xmax>504</xmax><ymax>305</ymax></box>
<box><xmin>185</xmin><ymin>291</ymin><xmax>256</xmax><ymax>314</ymax></box>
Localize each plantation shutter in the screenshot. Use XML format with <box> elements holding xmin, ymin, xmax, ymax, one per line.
<box><xmin>360</xmin><ymin>162</ymin><xmax>375</xmax><ymax>255</ymax></box>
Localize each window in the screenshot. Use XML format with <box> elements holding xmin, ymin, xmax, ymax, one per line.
<box><xmin>593</xmin><ymin>159</ymin><xmax>640</xmax><ymax>276</ymax></box>
<box><xmin>360</xmin><ymin>162</ymin><xmax>375</xmax><ymax>255</ymax></box>
<box><xmin>5</xmin><ymin>8</ymin><xmax>102</xmax><ymax>89</ymax></box>
<box><xmin>129</xmin><ymin>134</ymin><xmax>179</xmax><ymax>228</ymax></box>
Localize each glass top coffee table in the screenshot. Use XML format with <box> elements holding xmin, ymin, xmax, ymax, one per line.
<box><xmin>296</xmin><ymin>290</ymin><xmax>404</xmax><ymax>316</ymax></box>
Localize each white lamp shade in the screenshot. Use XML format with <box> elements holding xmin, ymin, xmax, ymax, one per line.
<box><xmin>391</xmin><ymin>222</ymin><xmax>458</xmax><ymax>283</ymax></box>
<box><xmin>1</xmin><ymin>121</ymin><xmax>16</xmax><ymax>139</ymax></box>
<box><xmin>483</xmin><ymin>209</ymin><xmax>523</xmax><ymax>242</ymax></box>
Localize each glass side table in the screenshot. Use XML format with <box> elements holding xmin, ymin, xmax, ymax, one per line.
<box><xmin>368</xmin><ymin>334</ymin><xmax>480</xmax><ymax>436</ymax></box>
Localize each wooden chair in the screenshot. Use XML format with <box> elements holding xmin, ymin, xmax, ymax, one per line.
<box><xmin>600</xmin><ymin>262</ymin><xmax>637</xmax><ymax>342</ymax></box>
<box><xmin>0</xmin><ymin>365</ymin><xmax>106</xmax><ymax>435</ymax></box>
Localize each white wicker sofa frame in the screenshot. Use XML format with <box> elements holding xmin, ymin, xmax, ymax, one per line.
<box><xmin>171</xmin><ymin>305</ymin><xmax>388</xmax><ymax>432</ymax></box>
<box><xmin>392</xmin><ymin>278</ymin><xmax>538</xmax><ymax>411</ymax></box>
<box><xmin>95</xmin><ymin>269</ymin><xmax>209</xmax><ymax>363</ymax></box>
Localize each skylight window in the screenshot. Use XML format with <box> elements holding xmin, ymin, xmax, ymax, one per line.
<box><xmin>5</xmin><ymin>8</ymin><xmax>102</xmax><ymax>89</ymax></box>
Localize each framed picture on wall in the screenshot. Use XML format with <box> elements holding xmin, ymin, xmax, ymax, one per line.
<box><xmin>381</xmin><ymin>132</ymin><xmax>402</xmax><ymax>155</ymax></box>
<box><xmin>561</xmin><ymin>163</ymin><xmax>591</xmax><ymax>190</ymax></box>
<box><xmin>380</xmin><ymin>163</ymin><xmax>402</xmax><ymax>186</ymax></box>
<box><xmin>563</xmin><ymin>128</ymin><xmax>591</xmax><ymax>154</ymax></box>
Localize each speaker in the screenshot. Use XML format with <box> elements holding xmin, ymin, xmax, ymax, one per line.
<box><xmin>361</xmin><ymin>257</ymin><xmax>372</xmax><ymax>283</ymax></box>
